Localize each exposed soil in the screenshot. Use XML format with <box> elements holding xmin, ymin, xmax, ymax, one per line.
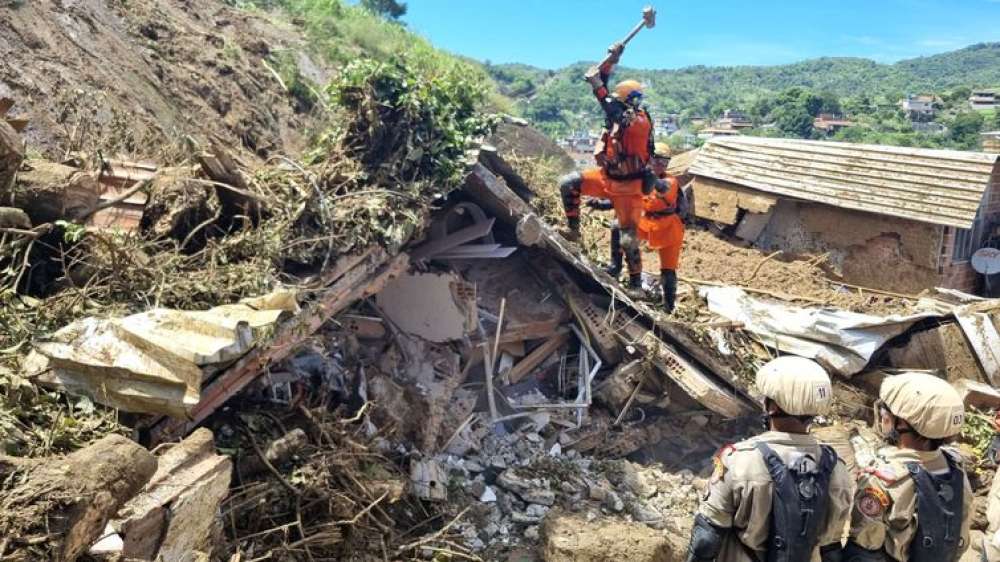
<box><xmin>0</xmin><ymin>0</ymin><xmax>327</xmax><ymax>161</ymax></box>
<box><xmin>579</xmin><ymin>222</ymin><xmax>916</xmax><ymax>316</ymax></box>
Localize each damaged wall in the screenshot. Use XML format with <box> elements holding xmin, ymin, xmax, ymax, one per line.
<box><xmin>939</xmin><ymin>162</ymin><xmax>1000</xmax><ymax>293</ymax></box>
<box><xmin>754</xmin><ymin>200</ymin><xmax>945</xmax><ymax>294</ymax></box>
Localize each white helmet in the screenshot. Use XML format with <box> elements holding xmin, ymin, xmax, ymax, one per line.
<box><xmin>756</xmin><ymin>356</ymin><xmax>833</xmax><ymax>417</ymax></box>
<box><xmin>880</xmin><ymin>372</ymin><xmax>964</xmax><ymax>439</ymax></box>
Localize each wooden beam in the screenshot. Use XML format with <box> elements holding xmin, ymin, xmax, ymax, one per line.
<box><xmin>617</xmin><ymin>320</ymin><xmax>753</xmax><ymax>419</ymax></box>
<box><xmin>462</xmin><ymin>163</ymin><xmax>757</xmax><ymax>405</ymax></box>
<box><xmin>507</xmin><ymin>330</ymin><xmax>571</xmax><ymax>384</ymax></box>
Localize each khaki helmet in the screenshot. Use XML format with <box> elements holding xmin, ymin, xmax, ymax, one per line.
<box><xmin>653</xmin><ymin>142</ymin><xmax>672</xmax><ymax>160</ymax></box>
<box><xmin>756</xmin><ymin>356</ymin><xmax>833</xmax><ymax>416</ymax></box>
<box><xmin>880</xmin><ymin>372</ymin><xmax>965</xmax><ymax>439</ymax></box>
<box><xmin>613</xmin><ymin>79</ymin><xmax>644</xmax><ymax>102</ymax></box>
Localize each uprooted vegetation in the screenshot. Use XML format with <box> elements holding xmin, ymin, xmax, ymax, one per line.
<box><xmin>2</xmin><ymin>1</ymin><xmax>1000</xmax><ymax>561</ymax></box>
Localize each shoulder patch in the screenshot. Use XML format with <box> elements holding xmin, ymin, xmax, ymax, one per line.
<box><xmin>710</xmin><ymin>444</ymin><xmax>736</xmax><ymax>483</ymax></box>
<box><xmin>858</xmin><ymin>487</ymin><xmax>890</xmax><ymax>518</ymax></box>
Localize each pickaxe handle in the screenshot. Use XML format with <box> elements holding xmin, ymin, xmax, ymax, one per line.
<box><xmin>597</xmin><ymin>6</ymin><xmax>656</xmax><ymax>68</ymax></box>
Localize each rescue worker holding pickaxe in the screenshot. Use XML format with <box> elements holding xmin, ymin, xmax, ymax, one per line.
<box><xmin>560</xmin><ymin>6</ymin><xmax>664</xmax><ymax>295</ymax></box>
<box><xmin>588</xmin><ymin>142</ymin><xmax>688</xmax><ymax>313</ymax></box>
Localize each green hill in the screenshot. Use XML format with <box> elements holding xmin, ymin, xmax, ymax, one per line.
<box><xmin>487</xmin><ymin>43</ymin><xmax>1000</xmax><ymax>138</ymax></box>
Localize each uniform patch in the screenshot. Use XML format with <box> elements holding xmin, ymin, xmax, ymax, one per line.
<box><xmin>858</xmin><ymin>486</ymin><xmax>891</xmax><ymax>518</ymax></box>
<box><xmin>709</xmin><ymin>444</ymin><xmax>735</xmax><ymax>483</ymax></box>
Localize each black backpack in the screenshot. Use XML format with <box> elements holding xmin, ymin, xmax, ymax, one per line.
<box><xmin>756</xmin><ymin>442</ymin><xmax>838</xmax><ymax>562</ymax></box>
<box><xmin>907</xmin><ymin>450</ymin><xmax>965</xmax><ymax>562</ymax></box>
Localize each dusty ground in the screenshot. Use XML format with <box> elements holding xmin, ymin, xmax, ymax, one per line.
<box><xmin>580</xmin><ymin>222</ymin><xmax>915</xmax><ymax>316</ymax></box>
<box><xmin>0</xmin><ymin>0</ymin><xmax>327</xmax><ymax>161</ymax></box>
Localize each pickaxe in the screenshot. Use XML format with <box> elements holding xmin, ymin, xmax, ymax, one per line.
<box><xmin>597</xmin><ymin>5</ymin><xmax>656</xmax><ymax>68</ymax></box>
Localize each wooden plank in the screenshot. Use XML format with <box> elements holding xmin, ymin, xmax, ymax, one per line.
<box><xmin>955</xmin><ymin>310</ymin><xmax>1000</xmax><ymax>386</ymax></box>
<box><xmin>148</xmin><ymin>250</ymin><xmax>407</xmax><ymax>445</ymax></box>
<box><xmin>462</xmin><ymin>164</ymin><xmax>757</xmax><ymax>406</ymax></box>
<box><xmin>506</xmin><ymin>330</ymin><xmax>571</xmax><ymax>384</ymax></box>
<box><xmin>617</xmin><ymin>320</ymin><xmax>753</xmax><ymax>419</ymax></box>
<box><xmin>409</xmin><ymin>218</ymin><xmax>495</xmax><ymax>260</ymax></box>
<box><xmin>6</xmin><ymin>118</ymin><xmax>28</xmax><ymax>133</ymax></box>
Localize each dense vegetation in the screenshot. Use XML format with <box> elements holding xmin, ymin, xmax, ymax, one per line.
<box><xmin>489</xmin><ymin>43</ymin><xmax>1000</xmax><ymax>150</ymax></box>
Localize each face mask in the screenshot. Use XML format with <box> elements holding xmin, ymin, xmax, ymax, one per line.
<box><xmin>874</xmin><ymin>400</ymin><xmax>901</xmax><ymax>445</ymax></box>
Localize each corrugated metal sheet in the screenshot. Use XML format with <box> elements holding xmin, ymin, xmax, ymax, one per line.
<box><xmin>688</xmin><ymin>136</ymin><xmax>1000</xmax><ymax>228</ymax></box>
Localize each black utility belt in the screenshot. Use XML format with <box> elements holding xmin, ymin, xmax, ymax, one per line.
<box><xmin>646</xmin><ymin>210</ymin><xmax>676</xmax><ymax>218</ymax></box>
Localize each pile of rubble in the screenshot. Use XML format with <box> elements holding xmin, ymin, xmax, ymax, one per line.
<box><xmin>3</xmin><ymin>86</ymin><xmax>1000</xmax><ymax>561</ymax></box>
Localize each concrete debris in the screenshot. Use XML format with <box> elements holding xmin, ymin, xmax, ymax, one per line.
<box><xmin>23</xmin><ymin>290</ymin><xmax>297</xmax><ymax>418</ymax></box>
<box><xmin>410</xmin><ymin>459</ymin><xmax>448</xmax><ymax>501</ymax></box>
<box><xmin>111</xmin><ymin>428</ymin><xmax>232</xmax><ymax>561</ymax></box>
<box><xmin>377</xmin><ymin>270</ymin><xmax>478</xmax><ymax>342</ymax></box>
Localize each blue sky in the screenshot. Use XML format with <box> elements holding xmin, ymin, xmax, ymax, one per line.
<box><xmin>401</xmin><ymin>0</ymin><xmax>1000</xmax><ymax>69</ymax></box>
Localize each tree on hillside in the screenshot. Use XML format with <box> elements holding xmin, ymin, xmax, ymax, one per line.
<box><xmin>950</xmin><ymin>111</ymin><xmax>985</xmax><ymax>148</ymax></box>
<box><xmin>361</xmin><ymin>0</ymin><xmax>407</xmax><ymax>20</ymax></box>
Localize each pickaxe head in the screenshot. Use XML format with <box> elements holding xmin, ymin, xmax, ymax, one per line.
<box><xmin>642</xmin><ymin>6</ymin><xmax>657</xmax><ymax>28</ymax></box>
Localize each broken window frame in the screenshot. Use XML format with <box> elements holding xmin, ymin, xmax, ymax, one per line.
<box><xmin>953</xmin><ymin>210</ymin><xmax>987</xmax><ymax>263</ymax></box>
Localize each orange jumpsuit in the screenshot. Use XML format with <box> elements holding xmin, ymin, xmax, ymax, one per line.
<box><xmin>638</xmin><ymin>176</ymin><xmax>684</xmax><ymax>270</ymax></box>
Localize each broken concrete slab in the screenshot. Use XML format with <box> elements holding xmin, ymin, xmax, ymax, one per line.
<box><xmin>148</xmin><ymin>250</ymin><xmax>407</xmax><ymax>445</ymax></box>
<box><xmin>410</xmin><ymin>459</ymin><xmax>448</xmax><ymax>501</ymax></box>
<box><xmin>23</xmin><ymin>291</ymin><xmax>297</xmax><ymax>418</ymax></box>
<box><xmin>377</xmin><ymin>270</ymin><xmax>478</xmax><ymax>342</ymax></box>
<box><xmin>954</xmin><ymin>378</ymin><xmax>1000</xmax><ymax>410</ymax></box>
<box><xmin>541</xmin><ymin>511</ymin><xmax>679</xmax><ymax>562</ymax></box>
<box><xmin>112</xmin><ymin>428</ymin><xmax>231</xmax><ymax>561</ymax></box>
<box><xmin>955</xmin><ymin>310</ymin><xmax>1000</xmax><ymax>386</ymax></box>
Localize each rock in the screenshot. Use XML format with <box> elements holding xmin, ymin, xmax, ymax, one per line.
<box><xmin>525</xmin><ymin>525</ymin><xmax>540</xmax><ymax>541</ymax></box>
<box><xmin>587</xmin><ymin>479</ymin><xmax>611</xmax><ymax>502</ymax></box>
<box><xmin>541</xmin><ymin>511</ymin><xmax>677</xmax><ymax>562</ymax></box>
<box><xmin>526</xmin><ymin>504</ymin><xmax>549</xmax><ymax>519</ymax></box>
<box><xmin>497</xmin><ymin>490</ymin><xmax>516</xmax><ymax>515</ymax></box>
<box><xmin>466</xmin><ymin>479</ymin><xmax>487</xmax><ymax>499</ymax></box>
<box><xmin>604</xmin><ymin>490</ymin><xmax>625</xmax><ymax>513</ymax></box>
<box><xmin>630</xmin><ymin>502</ymin><xmax>666</xmax><ymax>530</ymax></box>
<box><xmin>619</xmin><ymin>462</ymin><xmax>657</xmax><ymax>499</ymax></box>
<box><xmin>691</xmin><ymin>414</ymin><xmax>710</xmax><ymax>427</ymax></box>
<box><xmin>466</xmin><ymin>459</ymin><xmax>486</xmax><ymax>473</ymax></box>
<box><xmin>498</xmin><ymin>469</ymin><xmax>555</xmax><ymax>506</ymax></box>
<box><xmin>480</xmin><ymin>486</ymin><xmax>498</xmax><ymax>503</ymax></box>
<box><xmin>482</xmin><ymin>523</ymin><xmax>500</xmax><ymax>540</ymax></box>
<box><xmin>512</xmin><ymin>510</ymin><xmax>544</xmax><ymax>524</ymax></box>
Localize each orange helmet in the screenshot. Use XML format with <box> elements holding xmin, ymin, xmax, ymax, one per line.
<box><xmin>613</xmin><ymin>79</ymin><xmax>644</xmax><ymax>102</ymax></box>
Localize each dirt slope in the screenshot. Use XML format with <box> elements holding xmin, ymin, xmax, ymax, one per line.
<box><xmin>0</xmin><ymin>0</ymin><xmax>328</xmax><ymax>160</ymax></box>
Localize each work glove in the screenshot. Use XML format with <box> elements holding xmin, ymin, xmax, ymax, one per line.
<box><xmin>607</xmin><ymin>41</ymin><xmax>625</xmax><ymax>63</ymax></box>
<box><xmin>584</xmin><ymin>65</ymin><xmax>602</xmax><ymax>88</ymax></box>
<box><xmin>586</xmin><ymin>198</ymin><xmax>614</xmax><ymax>211</ymax></box>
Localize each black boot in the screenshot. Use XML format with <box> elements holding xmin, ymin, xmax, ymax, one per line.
<box><xmin>661</xmin><ymin>269</ymin><xmax>677</xmax><ymax>313</ymax></box>
<box><xmin>605</xmin><ymin>225</ymin><xmax>623</xmax><ymax>278</ymax></box>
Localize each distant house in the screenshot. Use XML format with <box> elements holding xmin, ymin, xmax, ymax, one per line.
<box><xmin>685</xmin><ymin>136</ymin><xmax>1000</xmax><ymax>294</ymax></box>
<box><xmin>656</xmin><ymin>114</ymin><xmax>680</xmax><ymax>137</ymax></box>
<box><xmin>970</xmin><ymin>91</ymin><xmax>999</xmax><ymax>110</ymax></box>
<box><xmin>912</xmin><ymin>121</ymin><xmax>948</xmax><ymax>135</ymax></box>
<box><xmin>813</xmin><ymin>114</ymin><xmax>855</xmax><ymax>134</ymax></box>
<box><xmin>901</xmin><ymin>94</ymin><xmax>938</xmax><ymax>118</ymax></box>
<box><xmin>688</xmin><ymin>115</ymin><xmax>709</xmax><ymax>127</ymax></box>
<box><xmin>697</xmin><ymin>128</ymin><xmax>741</xmax><ymax>140</ymax></box>
<box><xmin>984</xmin><ymin>131</ymin><xmax>1000</xmax><ymax>153</ymax></box>
<box><xmin>715</xmin><ymin>110</ymin><xmax>753</xmax><ymax>130</ymax></box>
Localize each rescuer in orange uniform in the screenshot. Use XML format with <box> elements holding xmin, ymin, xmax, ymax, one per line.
<box><xmin>559</xmin><ymin>41</ymin><xmax>660</xmax><ymax>293</ymax></box>
<box><xmin>589</xmin><ymin>144</ymin><xmax>687</xmax><ymax>312</ymax></box>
